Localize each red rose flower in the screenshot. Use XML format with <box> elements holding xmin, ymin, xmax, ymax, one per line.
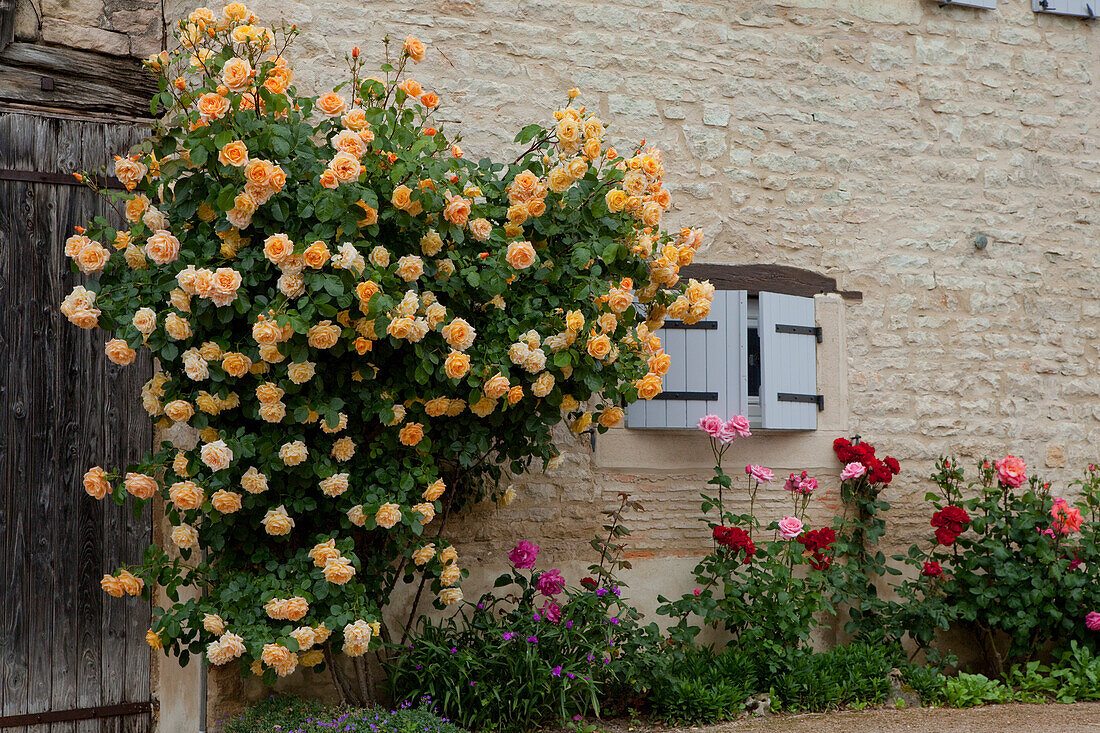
<box><xmin>921</xmin><ymin>561</ymin><xmax>943</xmax><ymax>578</ymax></box>
<box><xmin>884</xmin><ymin>456</ymin><xmax>901</xmax><ymax>475</ymax></box>
<box><xmin>580</xmin><ymin>576</ymin><xmax>597</xmax><ymax>589</ymax></box>
<box><xmin>714</xmin><ymin>525</ymin><xmax>755</xmax><ymax>560</ymax></box>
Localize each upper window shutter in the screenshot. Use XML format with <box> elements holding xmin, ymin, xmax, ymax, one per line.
<box><xmin>627</xmin><ymin>290</ymin><xmax>746</xmax><ymax>429</ymax></box>
<box><xmin>759</xmin><ymin>292</ymin><xmax>819</xmax><ymax>430</ymax></box>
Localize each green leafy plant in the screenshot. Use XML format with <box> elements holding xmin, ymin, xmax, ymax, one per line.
<box><xmin>895</xmin><ymin>459</ymin><xmax>1100</xmax><ymax>675</ymax></box>
<box><xmin>769</xmin><ymin>642</ymin><xmax>900</xmax><ymax>712</ymax></box>
<box><xmin>943</xmin><ymin>673</ymin><xmax>1011</xmax><ymax>708</ymax></box>
<box><xmin>224</xmin><ymin>695</ymin><xmax>465</xmax><ymax>733</ymax></box>
<box><xmin>901</xmin><ymin>664</ymin><xmax>946</xmax><ymax>706</ymax></box>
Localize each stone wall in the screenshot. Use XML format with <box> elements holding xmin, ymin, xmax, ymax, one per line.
<box><xmin>12</xmin><ymin>0</ymin><xmax>165</xmax><ymax>57</ymax></box>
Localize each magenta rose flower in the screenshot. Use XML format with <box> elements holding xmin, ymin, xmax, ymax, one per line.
<box><xmin>840</xmin><ymin>462</ymin><xmax>866</xmax><ymax>480</ymax></box>
<box><xmin>1087</xmin><ymin>612</ymin><xmax>1100</xmax><ymax>631</ymax></box>
<box><xmin>777</xmin><ymin>516</ymin><xmax>804</xmax><ymax>539</ymax></box>
<box><xmin>746</xmin><ymin>465</ymin><xmax>773</xmax><ymax>483</ymax></box>
<box><xmin>536</xmin><ymin>568</ymin><xmax>566</xmax><ymax>597</ymax></box>
<box><xmin>995</xmin><ymin>455</ymin><xmax>1027</xmax><ymax>488</ymax></box>
<box><xmin>540</xmin><ymin>599</ymin><xmax>562</xmax><ymax>624</ymax></box>
<box><xmin>508</xmin><ymin>540</ymin><xmax>539</xmax><ymax>569</ymax></box>
<box><xmin>697</xmin><ymin>414</ymin><xmax>724</xmax><ymax>438</ymax></box>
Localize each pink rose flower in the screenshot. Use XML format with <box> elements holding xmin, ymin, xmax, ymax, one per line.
<box><xmin>1087</xmin><ymin>612</ymin><xmax>1100</xmax><ymax>632</ymax></box>
<box><xmin>746</xmin><ymin>465</ymin><xmax>773</xmax><ymax>483</ymax></box>
<box><xmin>841</xmin><ymin>462</ymin><xmax>866</xmax><ymax>481</ymax></box>
<box><xmin>508</xmin><ymin>540</ymin><xmax>539</xmax><ymax>569</ymax></box>
<box><xmin>724</xmin><ymin>416</ymin><xmax>752</xmax><ymax>439</ymax></box>
<box><xmin>1052</xmin><ymin>498</ymin><xmax>1084</xmax><ymax>535</ymax></box>
<box><xmin>995</xmin><ymin>455</ymin><xmax>1027</xmax><ymax>488</ymax></box>
<box><xmin>777</xmin><ymin>516</ymin><xmax>805</xmax><ymax>540</ymax></box>
<box><xmin>697</xmin><ymin>414</ymin><xmax>723</xmax><ymax>438</ymax></box>
<box><xmin>693</xmin><ymin>588</ymin><xmax>701</xmax><ymax>597</ymax></box>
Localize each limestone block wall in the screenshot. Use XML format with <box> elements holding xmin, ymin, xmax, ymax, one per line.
<box><xmin>13</xmin><ymin>0</ymin><xmax>166</xmax><ymax>56</ymax></box>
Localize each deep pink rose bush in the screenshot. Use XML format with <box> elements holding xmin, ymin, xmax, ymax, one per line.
<box><xmin>394</xmin><ymin>506</ymin><xmax>662</xmax><ymax>729</ymax></box>
<box><xmin>894</xmin><ymin>458</ymin><xmax>1100</xmax><ymax>674</ymax></box>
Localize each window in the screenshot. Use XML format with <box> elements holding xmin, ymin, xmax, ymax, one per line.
<box><xmin>627</xmin><ymin>290</ymin><xmax>823</xmax><ymax>431</ymax></box>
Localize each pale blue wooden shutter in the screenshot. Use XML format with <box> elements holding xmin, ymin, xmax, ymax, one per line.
<box><xmin>627</xmin><ymin>291</ymin><xmax>746</xmax><ymax>428</ymax></box>
<box><xmin>759</xmin><ymin>292</ymin><xmax>819</xmax><ymax>430</ymax></box>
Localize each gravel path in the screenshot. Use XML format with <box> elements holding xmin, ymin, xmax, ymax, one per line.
<box><xmin>592</xmin><ymin>703</ymin><xmax>1100</xmax><ymax>733</ymax></box>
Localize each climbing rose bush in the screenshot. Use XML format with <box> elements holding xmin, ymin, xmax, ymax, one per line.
<box><xmin>63</xmin><ymin>3</ymin><xmax>712</xmax><ymax>684</ymax></box>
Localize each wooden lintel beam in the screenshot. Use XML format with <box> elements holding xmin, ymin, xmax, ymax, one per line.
<box><xmin>0</xmin><ymin>42</ymin><xmax>157</xmax><ymax>118</ymax></box>
<box><xmin>681</xmin><ymin>263</ymin><xmax>863</xmax><ymax>301</ymax></box>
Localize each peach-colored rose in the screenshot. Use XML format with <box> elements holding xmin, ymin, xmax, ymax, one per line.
<box><xmin>169</xmin><ymin>480</ymin><xmax>204</xmax><ymax>510</ymax></box>
<box><xmin>163</xmin><ymin>399</ymin><xmax>194</xmax><ymax>423</ymax></box>
<box><xmin>394</xmin><ymin>255</ymin><xmax>424</xmax><ymax>282</ymax></box>
<box><xmin>442</xmin><ymin>318</ymin><xmax>476</xmax><ymax>351</ymax></box>
<box><xmin>171</xmin><ymin>523</ymin><xmax>198</xmax><ymax>549</ymax></box>
<box><xmin>599</xmin><ymin>406</ymin><xmax>625</xmax><ymax>428</ymax></box>
<box><xmin>369</xmin><ymin>245</ymin><xmax>390</xmax><ymax>268</ymax></box>
<box><xmin>217</xmin><ymin>140</ymin><xmax>249</xmax><ymax>168</ymax></box>
<box><xmin>307</xmin><ymin>320</ymin><xmax>340</xmax><ymax>349</ymax></box>
<box><xmin>202</xmin><ymin>613</ymin><xmax>226</xmax><ymax>636</ymax></box>
<box><xmin>197</xmin><ymin>92</ymin><xmax>230</xmax><ymax>119</ymax></box>
<box><xmin>262</xmin><ymin>233</ymin><xmax>293</xmax><ymax>264</ymax></box>
<box><xmin>241</xmin><ymin>466</ymin><xmax>268</xmax><ymax>494</ymax></box>
<box><xmin>104</xmin><ymin>338</ymin><xmax>136</xmax><ymax>366</ymax></box>
<box><xmin>200</xmin><ymin>440</ymin><xmax>232</xmax><ymax>471</ymax></box>
<box><xmin>220</xmin><ymin>352</ymin><xmax>250</xmax><ymax>378</ymax></box>
<box><xmin>468</xmin><ymin>218</ymin><xmax>492</xmax><ymax>242</ymax></box>
<box><xmin>635</xmin><ymin>373</ymin><xmax>663</xmax><ymax>400</ymax></box>
<box><xmin>329</xmin><ymin>151</ymin><xmax>362</xmax><ymax>182</ymax></box>
<box><xmin>375</xmin><ymin>502</ymin><xmax>402</xmax><ymax>529</ymax></box>
<box><xmin>261</xmin><ymin>643</ymin><xmax>297</xmax><ymax>677</ymax></box>
<box><xmin>439</xmin><ymin>588</ymin><xmax>463</xmax><ymax>606</ymax></box>
<box><xmin>129</xmin><ymin>308</ymin><xmax>156</xmax><ymax>337</ymax></box>
<box><xmin>145</xmin><ymin>230</ymin><xmax>180</xmax><ymax>265</ymax></box>
<box><xmin>123</xmin><ymin>472</ymin><xmax>158</xmax><ymax>500</ymax></box>
<box><xmin>412</xmin><ymin>543</ymin><xmax>436</xmax><ymax>566</ymax></box>
<box><xmin>263</xmin><ymin>64</ymin><xmax>292</xmax><ymax>94</ymax></box>
<box><xmin>113</xmin><ymin>156</ymin><xmax>147</xmax><ymax>191</ymax></box>
<box><xmin>308</xmin><ymin>540</ymin><xmax>341</xmax><ymax>568</ymax></box>
<box><xmin>252</xmin><ymin>318</ymin><xmax>282</xmax><ymax>345</ymax></box>
<box><xmin>117</xmin><ymin>569</ymin><xmax>144</xmax><ymax>596</ymax></box>
<box><xmin>300</xmin><ymin>241</ymin><xmax>329</xmax><ymax>269</ymax></box>
<box><xmin>332</xmin><ymin>436</ymin><xmax>356</xmax><ymax>462</ymax></box>
<box><xmin>403</xmin><ymin>34</ymin><xmax>426</xmax><ymax>62</ymax></box>
<box><xmin>279</xmin><ymin>440</ymin><xmax>308</xmax><ymax>466</ymax></box>
<box><xmin>323</xmin><ymin>556</ymin><xmax>356</xmax><ymax>584</ymax></box>
<box><xmin>420</xmin><ymin>92</ymin><xmax>439</xmax><ymax>108</ymax></box>
<box><xmin>412</xmin><ymin>502</ymin><xmax>436</xmax><ymax>525</ymax></box>
<box><xmin>507</xmin><ymin>385</ymin><xmax>524</xmax><ymax>404</ymax></box>
<box><xmin>255</xmin><ymin>381</ymin><xmax>284</xmax><ymax>404</ymax></box>
<box><xmin>442</xmin><ymin>195</ymin><xmax>471</xmax><ymax>227</ymax></box>
<box><xmin>442</xmin><ymin>350</ymin><xmax>470</xmax><ymax>380</ymax></box>
<box><xmin>290</xmin><ymin>626</ymin><xmax>316</xmax><ymax>650</ymax></box>
<box><xmin>207</xmin><ymin>267</ymin><xmax>241</xmax><ymax>307</ymax></box>
<box><xmin>284</xmin><ymin>361</ymin><xmax>314</xmax><ymax>385</ymax></box>
<box><xmin>484</xmin><ymin>373</ymin><xmax>510</xmax><ymax>400</ymax></box>
<box><xmin>342</xmin><ymin>107</ymin><xmax>368</xmax><ymax>130</ymax></box>
<box><xmin>75</xmin><ymin>242</ymin><xmax>110</xmax><ymax>274</ymax></box>
<box><xmin>505</xmin><ymin>241</ymin><xmax>536</xmax><ymax>270</ymax></box>
<box><xmin>211</xmin><ymin>489</ymin><xmax>242</xmax><ymax>514</ymax></box>
<box><xmin>648</xmin><ymin>352</ymin><xmax>672</xmax><ymax>376</ymax></box>
<box><xmin>100</xmin><ymin>574</ymin><xmax>124</xmax><ymax>597</ymax></box>
<box><xmin>398</xmin><ymin>78</ymin><xmax>422</xmax><ymax>97</ymax></box>
<box><xmin>83</xmin><ymin>466</ymin><xmax>111</xmax><ymax>500</ymax></box>
<box><xmin>587</xmin><ymin>333</ymin><xmax>612</xmax><ymax>360</ymax></box>
<box><xmin>347</xmin><ymin>504</ymin><xmax>366</xmax><ymax>526</ymax></box>
<box><xmin>316</xmin><ymin>92</ymin><xmax>346</xmax><ymax>117</ymax></box>
<box><xmin>318</xmin><ymin>472</ymin><xmax>349</xmax><ymax>497</ymax></box>
<box><xmin>262</xmin><ymin>504</ymin><xmax>295</xmax><ymax>535</ymax></box>
<box><xmin>398</xmin><ymin>422</ymin><xmax>424</xmax><ymax>447</ymax></box>
<box><xmin>440</xmin><ymin>563</ymin><xmax>461</xmax><ymax>586</ymax></box>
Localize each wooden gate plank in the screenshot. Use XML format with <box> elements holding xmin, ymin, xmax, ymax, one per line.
<box><xmin>0</xmin><ymin>106</ymin><xmax>32</xmax><ymax>731</ymax></box>
<box><xmin>0</xmin><ymin>111</ymin><xmax>152</xmax><ymax>733</ymax></box>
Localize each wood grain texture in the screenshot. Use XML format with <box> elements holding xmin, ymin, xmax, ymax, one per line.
<box><xmin>0</xmin><ymin>111</ymin><xmax>152</xmax><ymax>732</ymax></box>
<box><xmin>0</xmin><ymin>44</ymin><xmax>157</xmax><ymax>120</ymax></box>
<box><xmin>681</xmin><ymin>263</ymin><xmax>863</xmax><ymax>301</ymax></box>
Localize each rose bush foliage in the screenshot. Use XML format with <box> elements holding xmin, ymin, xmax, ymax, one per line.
<box><xmin>65</xmin><ymin>3</ymin><xmax>712</xmax><ymax>683</ymax></box>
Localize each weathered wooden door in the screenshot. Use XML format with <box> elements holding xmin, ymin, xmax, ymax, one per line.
<box><xmin>0</xmin><ymin>111</ymin><xmax>154</xmax><ymax>731</ymax></box>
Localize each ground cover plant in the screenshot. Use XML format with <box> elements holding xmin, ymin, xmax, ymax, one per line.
<box><xmin>68</xmin><ymin>0</ymin><xmax>713</xmax><ymax>702</ymax></box>
<box><xmin>224</xmin><ymin>694</ymin><xmax>465</xmax><ymax>733</ymax></box>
